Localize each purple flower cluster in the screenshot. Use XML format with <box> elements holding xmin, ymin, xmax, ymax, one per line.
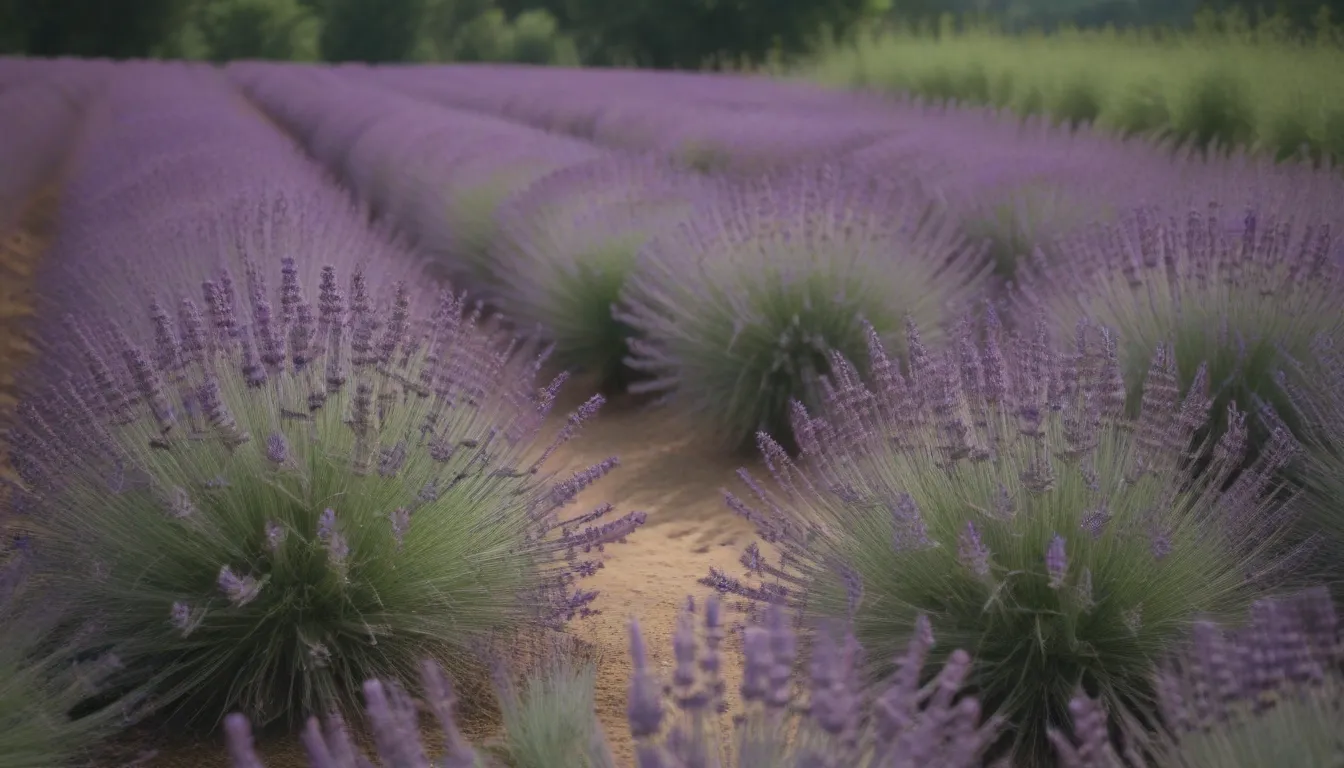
<box><xmin>1053</xmin><ymin>587</ymin><xmax>1344</xmax><ymax>767</ymax></box>
<box><xmin>4</xmin><ymin>64</ymin><xmax>643</xmax><ymax>729</ymax></box>
<box><xmin>617</xmin><ymin>163</ymin><xmax>988</xmax><ymax>452</ymax></box>
<box><xmin>1018</xmin><ymin>196</ymin><xmax>1344</xmax><ymax>461</ymax></box>
<box><xmin>490</xmin><ymin>153</ymin><xmax>712</xmax><ymax>389</ymax></box>
<box><xmin>1286</xmin><ymin>333</ymin><xmax>1344</xmax><ymax>598</ymax></box>
<box><xmin>224</xmin><ymin>594</ymin><xmax>1001</xmax><ymax>768</ymax></box>
<box><xmin>226</xmin><ymin>62</ymin><xmax>603</xmax><ymax>294</ymax></box>
<box><xmin>703</xmin><ymin>312</ymin><xmax>1303</xmax><ymax>765</ymax></box>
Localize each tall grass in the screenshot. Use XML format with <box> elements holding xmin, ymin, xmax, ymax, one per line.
<box><xmin>803</xmin><ymin>13</ymin><xmax>1344</xmax><ymax>164</ymax></box>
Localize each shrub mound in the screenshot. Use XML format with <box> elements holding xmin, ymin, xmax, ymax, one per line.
<box><xmin>619</xmin><ymin>163</ymin><xmax>988</xmax><ymax>453</ymax></box>
<box><xmin>8</xmin><ymin>256</ymin><xmax>644</xmax><ymax>727</ymax></box>
<box><xmin>705</xmin><ymin>312</ymin><xmax>1300</xmax><ymax>765</ymax></box>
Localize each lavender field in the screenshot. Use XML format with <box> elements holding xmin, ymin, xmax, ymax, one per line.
<box><xmin>2</xmin><ymin>56</ymin><xmax>1343</xmax><ymax>768</ymax></box>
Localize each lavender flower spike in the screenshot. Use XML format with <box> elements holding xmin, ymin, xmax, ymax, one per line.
<box><xmin>10</xmin><ymin>254</ymin><xmax>641</xmax><ymax>726</ymax></box>
<box><xmin>712</xmin><ymin>313</ymin><xmax>1299</xmax><ymax>766</ymax></box>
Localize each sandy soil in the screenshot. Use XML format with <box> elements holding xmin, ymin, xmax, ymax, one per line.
<box><xmin>541</xmin><ymin>387</ymin><xmax>763</xmax><ymax>766</ymax></box>
<box><xmin>1</xmin><ymin>193</ymin><xmax>766</xmax><ymax>767</ymax></box>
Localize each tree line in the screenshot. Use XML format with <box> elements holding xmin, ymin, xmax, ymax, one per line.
<box><xmin>2</xmin><ymin>0</ymin><xmax>1342</xmax><ymax>69</ymax></box>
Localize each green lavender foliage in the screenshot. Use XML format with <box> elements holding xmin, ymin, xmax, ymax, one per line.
<box><xmin>490</xmin><ymin>154</ymin><xmax>707</xmax><ymax>391</ymax></box>
<box><xmin>0</xmin><ymin>547</ymin><xmax>144</xmax><ymax>767</ymax></box>
<box><xmin>486</xmin><ymin>642</ymin><xmax>616</xmax><ymax>768</ymax></box>
<box><xmin>1025</xmin><ymin>200</ymin><xmax>1344</xmax><ymax>459</ymax></box>
<box><xmin>707</xmin><ymin>314</ymin><xmax>1301</xmax><ymax>767</ymax></box>
<box><xmin>618</xmin><ymin>164</ymin><xmax>988</xmax><ymax>454</ymax></box>
<box><xmin>1053</xmin><ymin>587</ymin><xmax>1344</xmax><ymax>768</ymax></box>
<box><xmin>8</xmin><ymin>260</ymin><xmax>642</xmax><ymax>728</ymax></box>
<box><xmin>1282</xmin><ymin>333</ymin><xmax>1344</xmax><ymax>599</ymax></box>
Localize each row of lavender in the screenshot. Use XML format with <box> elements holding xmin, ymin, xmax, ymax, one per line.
<box><xmin>224</xmin><ymin>60</ymin><xmax>1344</xmax><ymax>767</ymax></box>
<box><xmin>226</xmin><ymin>62</ymin><xmax>1344</xmax><ymax>456</ymax></box>
<box><xmin>1</xmin><ymin>56</ymin><xmax>1342</xmax><ymax>768</ymax></box>
<box><xmin>0</xmin><ymin>59</ymin><xmax>104</xmax><ymax>234</ymax></box>
<box><xmin>1</xmin><ymin>58</ymin><xmax>646</xmax><ymax>768</ymax></box>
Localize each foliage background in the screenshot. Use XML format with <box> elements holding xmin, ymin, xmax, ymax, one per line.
<box><xmin>4</xmin><ymin>0</ymin><xmax>1343</xmax><ymax>71</ymax></box>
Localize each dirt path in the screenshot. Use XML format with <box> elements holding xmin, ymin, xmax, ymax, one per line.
<box><xmin>548</xmin><ymin>389</ymin><xmax>761</xmax><ymax>766</ymax></box>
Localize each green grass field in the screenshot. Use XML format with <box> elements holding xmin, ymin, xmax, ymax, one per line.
<box><xmin>802</xmin><ymin>15</ymin><xmax>1344</xmax><ymax>164</ymax></box>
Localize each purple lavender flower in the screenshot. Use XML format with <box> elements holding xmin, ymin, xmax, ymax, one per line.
<box><xmin>708</xmin><ymin>313</ymin><xmax>1300</xmax><ymax>766</ymax></box>
<box><xmin>12</xmin><ymin>247</ymin><xmax>642</xmax><ymax>728</ymax></box>
<box><xmin>1287</xmin><ymin>331</ymin><xmax>1344</xmax><ymax>601</ymax></box>
<box><xmin>265</xmin><ymin>432</ymin><xmax>288</xmax><ymax>465</ymax></box>
<box><xmin>957</xmin><ymin>521</ymin><xmax>992</xmax><ymax>578</ymax></box>
<box><xmin>618</xmin><ymin>162</ymin><xmax>989</xmax><ymax>453</ymax></box>
<box><xmin>490</xmin><ymin>154</ymin><xmax>709</xmax><ymax>391</ymax></box>
<box><xmin>1056</xmin><ymin>587</ymin><xmax>1344</xmax><ymax>767</ymax></box>
<box><xmin>264</xmin><ymin>521</ymin><xmax>286</xmax><ymax>553</ymax></box>
<box><xmin>1020</xmin><ymin>198</ymin><xmax>1344</xmax><ymax>462</ymax></box>
<box><xmin>1046</xmin><ymin>533</ymin><xmax>1068</xmax><ymax>589</ymax></box>
<box><xmin>218</xmin><ymin>566</ymin><xmax>264</xmax><ymax>607</ymax></box>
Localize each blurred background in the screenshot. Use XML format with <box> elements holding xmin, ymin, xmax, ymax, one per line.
<box><xmin>1</xmin><ymin>0</ymin><xmax>1340</xmax><ymax>71</ymax></box>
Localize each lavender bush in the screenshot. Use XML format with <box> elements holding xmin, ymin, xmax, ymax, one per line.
<box><xmin>491</xmin><ymin>155</ymin><xmax>708</xmax><ymax>390</ymax></box>
<box><xmin>1052</xmin><ymin>587</ymin><xmax>1344</xmax><ymax>767</ymax></box>
<box><xmin>410</xmin><ymin>141</ymin><xmax>602</xmax><ymax>293</ymax></box>
<box><xmin>1282</xmin><ymin>333</ymin><xmax>1344</xmax><ymax>596</ymax></box>
<box><xmin>485</xmin><ymin>640</ymin><xmax>616</xmax><ymax>768</ymax></box>
<box><xmin>705</xmin><ymin>313</ymin><xmax>1302</xmax><ymax>766</ymax></box>
<box><xmin>618</xmin><ymin>164</ymin><xmax>987</xmax><ymax>453</ymax></box>
<box><xmin>952</xmin><ymin>163</ymin><xmax>1114</xmax><ymax>283</ymax></box>
<box><xmin>6</xmin><ymin>254</ymin><xmax>645</xmax><ymax>727</ymax></box>
<box><xmin>846</xmin><ymin>109</ymin><xmax>1177</xmax><ymax>285</ymax></box>
<box><xmin>225</xmin><ymin>594</ymin><xmax>1001</xmax><ymax>768</ymax></box>
<box><xmin>1021</xmin><ymin>201</ymin><xmax>1344</xmax><ymax>458</ymax></box>
<box><xmin>0</xmin><ymin>544</ymin><xmax>144</xmax><ymax>767</ymax></box>
<box><xmin>627</xmin><ymin>597</ymin><xmax>1001</xmax><ymax>768</ymax></box>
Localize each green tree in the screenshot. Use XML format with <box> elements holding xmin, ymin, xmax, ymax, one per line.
<box><xmin>560</xmin><ymin>0</ymin><xmax>871</xmax><ymax>68</ymax></box>
<box><xmin>1</xmin><ymin>0</ymin><xmax>195</xmax><ymax>57</ymax></box>
<box><xmin>320</xmin><ymin>0</ymin><xmax>426</xmax><ymax>62</ymax></box>
<box><xmin>198</xmin><ymin>0</ymin><xmax>321</xmax><ymax>61</ymax></box>
<box><xmin>412</xmin><ymin>0</ymin><xmax>576</xmax><ymax>64</ymax></box>
<box><xmin>510</xmin><ymin>8</ymin><xmax>577</xmax><ymax>63</ymax></box>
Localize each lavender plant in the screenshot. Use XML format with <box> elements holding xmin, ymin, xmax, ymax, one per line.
<box><xmin>1282</xmin><ymin>333</ymin><xmax>1344</xmax><ymax>595</ymax></box>
<box><xmin>618</xmin><ymin>164</ymin><xmax>987</xmax><ymax>453</ymax></box>
<box><xmin>224</xmin><ymin>594</ymin><xmax>1002</xmax><ymax>768</ymax></box>
<box><xmin>225</xmin><ymin>658</ymin><xmax>489</xmax><ymax>768</ymax></box>
<box><xmin>6</xmin><ymin>258</ymin><xmax>646</xmax><ymax>728</ymax></box>
<box><xmin>490</xmin><ymin>155</ymin><xmax>708</xmax><ymax>390</ymax></box>
<box><xmin>627</xmin><ymin>596</ymin><xmax>1002</xmax><ymax>768</ymax></box>
<box><xmin>1021</xmin><ymin>201</ymin><xmax>1344</xmax><ymax>459</ymax></box>
<box><xmin>954</xmin><ymin>169</ymin><xmax>1113</xmax><ymax>283</ymax></box>
<box><xmin>486</xmin><ymin>640</ymin><xmax>617</xmax><ymax>768</ymax></box>
<box><xmin>704</xmin><ymin>313</ymin><xmax>1302</xmax><ymax>766</ymax></box>
<box><xmin>1052</xmin><ymin>587</ymin><xmax>1344</xmax><ymax>768</ymax></box>
<box><xmin>0</xmin><ymin>543</ymin><xmax>144</xmax><ymax>767</ymax></box>
<box><xmin>405</xmin><ymin>139</ymin><xmax>602</xmax><ymax>294</ymax></box>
